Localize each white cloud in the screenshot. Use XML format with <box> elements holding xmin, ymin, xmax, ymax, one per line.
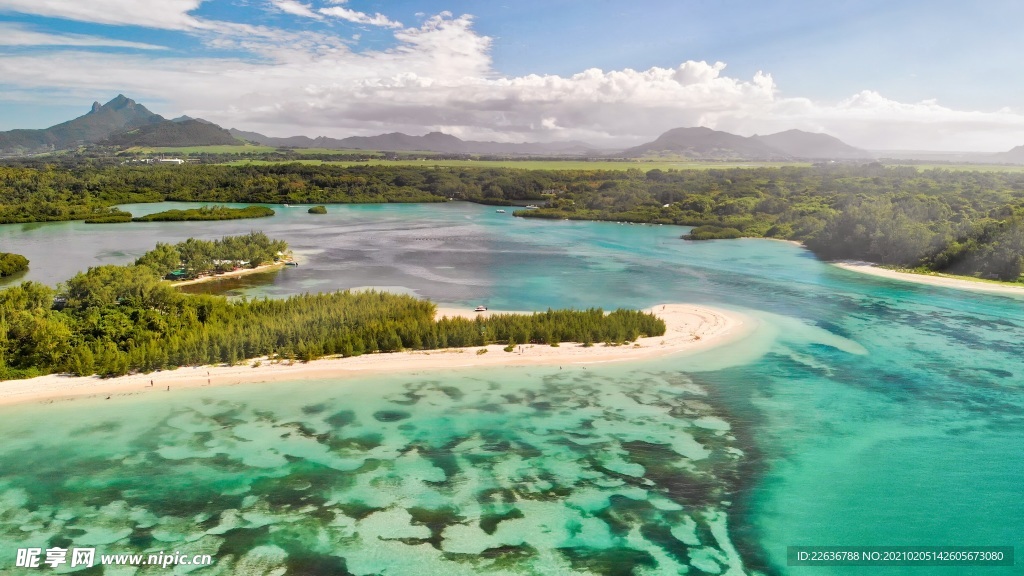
<box><xmin>0</xmin><ymin>0</ymin><xmax>206</xmax><ymax>30</ymax></box>
<box><xmin>319</xmin><ymin>6</ymin><xmax>402</xmax><ymax>28</ymax></box>
<box><xmin>0</xmin><ymin>24</ymin><xmax>165</xmax><ymax>49</ymax></box>
<box><xmin>269</xmin><ymin>0</ymin><xmax>323</xmax><ymax>20</ymax></box>
<box><xmin>1</xmin><ymin>8</ymin><xmax>1023</xmax><ymax>151</ymax></box>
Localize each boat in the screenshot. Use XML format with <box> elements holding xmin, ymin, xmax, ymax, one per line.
<box><xmin>524</xmin><ymin>205</ymin><xmax>539</xmax><ymax>209</ymax></box>
<box><xmin>474</xmin><ymin>305</ymin><xmax>488</xmax><ymax>312</ymax></box>
<box><xmin>285</xmin><ymin>261</ymin><xmax>299</xmax><ymax>267</ymax></box>
<box><xmin>495</xmin><ymin>209</ymin><xmax>506</xmax><ymax>213</ymax></box>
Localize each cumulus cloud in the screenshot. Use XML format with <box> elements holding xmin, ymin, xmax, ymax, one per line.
<box><xmin>1</xmin><ymin>6</ymin><xmax>1023</xmax><ymax>151</ymax></box>
<box><xmin>0</xmin><ymin>24</ymin><xmax>166</xmax><ymax>50</ymax></box>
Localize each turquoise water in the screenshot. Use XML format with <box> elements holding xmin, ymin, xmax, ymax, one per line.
<box><xmin>0</xmin><ymin>202</ymin><xmax>1022</xmax><ymax>574</ymax></box>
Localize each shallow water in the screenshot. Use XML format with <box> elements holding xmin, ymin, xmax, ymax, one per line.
<box><xmin>0</xmin><ymin>202</ymin><xmax>1022</xmax><ymax>574</ymax></box>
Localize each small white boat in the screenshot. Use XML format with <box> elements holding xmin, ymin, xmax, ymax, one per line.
<box><xmin>495</xmin><ymin>209</ymin><xmax>506</xmax><ymax>213</ymax></box>
<box><xmin>474</xmin><ymin>305</ymin><xmax>488</xmax><ymax>312</ymax></box>
<box><xmin>525</xmin><ymin>205</ymin><xmax>539</xmax><ymax>209</ymax></box>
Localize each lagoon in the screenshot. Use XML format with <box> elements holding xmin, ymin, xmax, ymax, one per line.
<box><xmin>0</xmin><ymin>202</ymin><xmax>1021</xmax><ymax>574</ymax></box>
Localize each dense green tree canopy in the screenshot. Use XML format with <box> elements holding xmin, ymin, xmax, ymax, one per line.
<box><xmin>0</xmin><ymin>253</ymin><xmax>29</xmax><ymax>277</ymax></box>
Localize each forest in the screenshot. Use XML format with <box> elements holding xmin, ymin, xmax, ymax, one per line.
<box><xmin>0</xmin><ymin>234</ymin><xmax>665</xmax><ymax>380</ymax></box>
<box><xmin>1</xmin><ymin>162</ymin><xmax>1022</xmax><ymax>280</ymax></box>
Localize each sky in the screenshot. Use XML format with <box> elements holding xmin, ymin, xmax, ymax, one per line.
<box><xmin>0</xmin><ymin>0</ymin><xmax>1023</xmax><ymax>151</ymax></box>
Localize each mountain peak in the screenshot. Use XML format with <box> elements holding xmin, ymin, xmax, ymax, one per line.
<box><xmin>104</xmin><ymin>94</ymin><xmax>136</xmax><ymax>110</ymax></box>
<box><xmin>90</xmin><ymin>101</ymin><xmax>102</xmax><ymax>114</ymax></box>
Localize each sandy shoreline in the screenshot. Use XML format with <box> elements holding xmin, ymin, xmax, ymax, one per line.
<box><xmin>0</xmin><ymin>304</ymin><xmax>752</xmax><ymax>408</ymax></box>
<box><xmin>833</xmin><ymin>261</ymin><xmax>1024</xmax><ymax>296</ymax></box>
<box><xmin>170</xmin><ymin>261</ymin><xmax>288</xmax><ymax>287</ymax></box>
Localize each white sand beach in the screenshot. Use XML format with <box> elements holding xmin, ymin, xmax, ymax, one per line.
<box><xmin>0</xmin><ymin>304</ymin><xmax>751</xmax><ymax>408</ymax></box>
<box><xmin>170</xmin><ymin>261</ymin><xmax>289</xmax><ymax>286</ymax></box>
<box><xmin>833</xmin><ymin>261</ymin><xmax>1024</xmax><ymax>296</ymax></box>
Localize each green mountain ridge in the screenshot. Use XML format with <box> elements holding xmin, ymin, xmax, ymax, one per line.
<box><xmin>0</xmin><ymin>96</ymin><xmax>244</xmax><ymax>154</ymax></box>
<box><xmin>0</xmin><ymin>95</ymin><xmax>163</xmax><ymax>154</ymax></box>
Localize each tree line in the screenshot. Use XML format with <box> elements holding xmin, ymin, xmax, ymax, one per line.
<box><xmin>0</xmin><ymin>235</ymin><xmax>665</xmax><ymax>380</ymax></box>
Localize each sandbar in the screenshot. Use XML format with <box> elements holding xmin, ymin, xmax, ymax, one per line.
<box><xmin>0</xmin><ymin>303</ymin><xmax>752</xmax><ymax>408</ymax></box>
<box><xmin>833</xmin><ymin>261</ymin><xmax>1024</xmax><ymax>296</ymax></box>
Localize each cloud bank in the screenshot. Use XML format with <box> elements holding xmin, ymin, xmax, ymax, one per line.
<box><xmin>0</xmin><ymin>1</ymin><xmax>1022</xmax><ymax>151</ymax></box>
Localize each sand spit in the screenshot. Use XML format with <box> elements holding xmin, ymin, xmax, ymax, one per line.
<box><xmin>0</xmin><ymin>304</ymin><xmax>752</xmax><ymax>408</ymax></box>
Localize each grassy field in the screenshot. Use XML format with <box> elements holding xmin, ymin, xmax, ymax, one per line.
<box><xmin>889</xmin><ymin>163</ymin><xmax>1024</xmax><ymax>172</ymax></box>
<box><xmin>130</xmin><ymin>145</ymin><xmax>387</xmax><ymax>157</ymax></box>
<box><xmin>222</xmin><ymin>158</ymin><xmax>814</xmax><ymax>171</ymax></box>
<box><xmin>128</xmin><ymin>144</ymin><xmax>277</xmax><ymax>154</ymax></box>
<box><xmin>124</xmin><ymin>145</ymin><xmax>1024</xmax><ymax>173</ymax></box>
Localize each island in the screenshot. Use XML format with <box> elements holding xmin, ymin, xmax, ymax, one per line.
<box><xmin>0</xmin><ymin>252</ymin><xmax>29</xmax><ymax>277</ymax></box>
<box><xmin>132</xmin><ymin>205</ymin><xmax>274</xmax><ymax>222</ymax></box>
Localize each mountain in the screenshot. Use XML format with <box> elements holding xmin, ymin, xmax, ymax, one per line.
<box><xmin>0</xmin><ymin>95</ymin><xmax>163</xmax><ymax>154</ymax></box>
<box><xmin>230</xmin><ymin>128</ymin><xmax>597</xmax><ymax>155</ymax></box>
<box><xmin>622</xmin><ymin>126</ymin><xmax>869</xmax><ymax>160</ymax></box>
<box><xmin>101</xmin><ymin>119</ymin><xmax>241</xmax><ymax>147</ymax></box>
<box><xmin>751</xmin><ymin>129</ymin><xmax>870</xmax><ymax>159</ymax></box>
<box><xmin>622</xmin><ymin>127</ymin><xmax>789</xmax><ymax>160</ymax></box>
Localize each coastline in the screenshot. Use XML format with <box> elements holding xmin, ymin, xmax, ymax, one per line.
<box><xmin>170</xmin><ymin>261</ymin><xmax>288</xmax><ymax>287</ymax></box>
<box><xmin>0</xmin><ymin>303</ymin><xmax>752</xmax><ymax>408</ymax></box>
<box><xmin>832</xmin><ymin>261</ymin><xmax>1024</xmax><ymax>296</ymax></box>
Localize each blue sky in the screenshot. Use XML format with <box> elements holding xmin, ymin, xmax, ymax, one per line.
<box><xmin>1</xmin><ymin>0</ymin><xmax>1022</xmax><ymax>150</ymax></box>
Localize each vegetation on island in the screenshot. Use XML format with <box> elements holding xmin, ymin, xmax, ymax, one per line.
<box><xmin>135</xmin><ymin>232</ymin><xmax>288</xmax><ymax>278</ymax></box>
<box><xmin>0</xmin><ymin>253</ymin><xmax>29</xmax><ymax>277</ymax></box>
<box><xmin>308</xmin><ymin>205</ymin><xmax>327</xmax><ymax>214</ymax></box>
<box><xmin>0</xmin><ymin>234</ymin><xmax>665</xmax><ymax>379</ymax></box>
<box><xmin>0</xmin><ymin>162</ymin><xmax>1022</xmax><ymax>281</ymax></box>
<box><xmin>83</xmin><ymin>209</ymin><xmax>133</xmax><ymax>224</ymax></box>
<box><xmin>132</xmin><ymin>205</ymin><xmax>274</xmax><ymax>222</ymax></box>
<box><xmin>682</xmin><ymin>226</ymin><xmax>744</xmax><ymax>240</ymax></box>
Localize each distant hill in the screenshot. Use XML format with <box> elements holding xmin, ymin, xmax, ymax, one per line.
<box><xmin>991</xmin><ymin>145</ymin><xmax>1024</xmax><ymax>164</ymax></box>
<box><xmin>622</xmin><ymin>126</ymin><xmax>869</xmax><ymax>160</ymax></box>
<box><xmin>230</xmin><ymin>128</ymin><xmax>597</xmax><ymax>156</ymax></box>
<box><xmin>0</xmin><ymin>94</ymin><xmax>162</xmax><ymax>154</ymax></box>
<box><xmin>751</xmin><ymin>129</ymin><xmax>870</xmax><ymax>159</ymax></box>
<box><xmin>101</xmin><ymin>119</ymin><xmax>241</xmax><ymax>147</ymax></box>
